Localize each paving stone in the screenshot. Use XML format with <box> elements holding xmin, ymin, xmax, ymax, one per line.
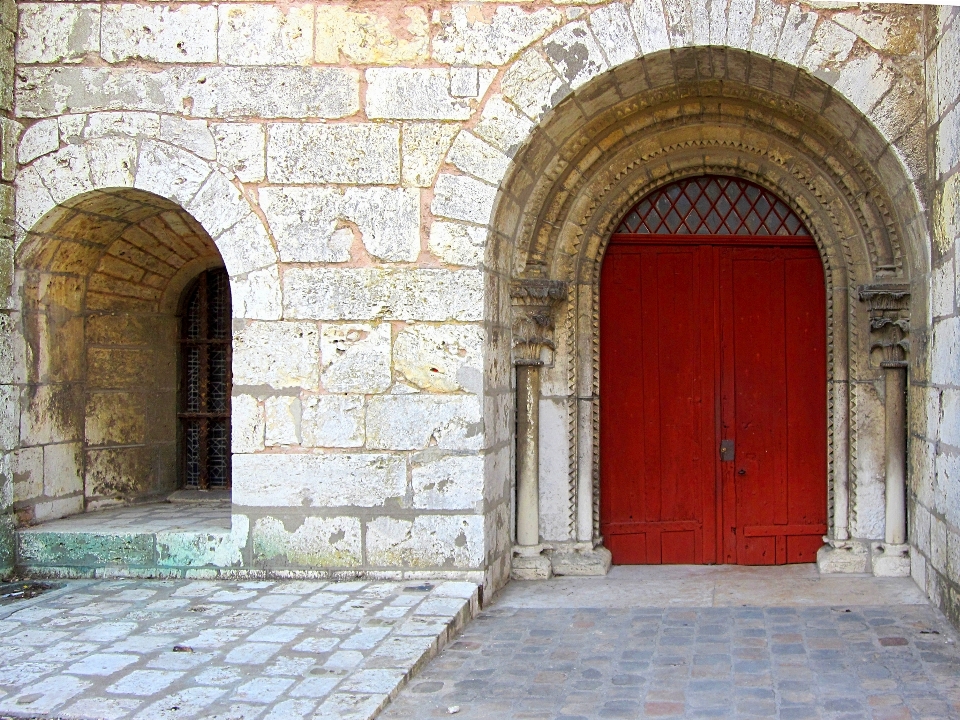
<box><xmin>381</xmin><ymin>590</ymin><xmax>960</xmax><ymax>720</ymax></box>
<box><xmin>0</xmin><ymin>578</ymin><xmax>475</xmax><ymax>719</ymax></box>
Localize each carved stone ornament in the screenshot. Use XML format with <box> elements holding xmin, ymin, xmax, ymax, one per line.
<box><xmin>511</xmin><ymin>279</ymin><xmax>568</xmax><ymax>365</ymax></box>
<box><xmin>858</xmin><ymin>283</ymin><xmax>910</xmax><ymax>368</ymax></box>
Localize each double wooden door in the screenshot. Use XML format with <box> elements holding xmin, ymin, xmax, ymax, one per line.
<box><xmin>599</xmin><ymin>240</ymin><xmax>827</xmax><ymax>565</ymax></box>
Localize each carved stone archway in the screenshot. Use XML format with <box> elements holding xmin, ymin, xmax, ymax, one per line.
<box><xmin>493</xmin><ymin>48</ymin><xmax>929</xmax><ymax>577</ymax></box>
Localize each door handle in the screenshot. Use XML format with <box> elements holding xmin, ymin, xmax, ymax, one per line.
<box><xmin>738</xmin><ymin>468</ymin><xmax>746</xmax><ymax>475</ymax></box>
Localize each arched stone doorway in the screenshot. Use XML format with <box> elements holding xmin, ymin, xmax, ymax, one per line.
<box><xmin>11</xmin><ymin>188</ymin><xmax>231</xmax><ymax>522</ymax></box>
<box><xmin>599</xmin><ymin>175</ymin><xmax>827</xmax><ymax>566</ymax></box>
<box><xmin>493</xmin><ymin>47</ymin><xmax>928</xmax><ymax>579</ymax></box>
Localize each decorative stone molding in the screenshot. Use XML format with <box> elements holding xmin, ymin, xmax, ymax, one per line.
<box><xmin>510</xmin><ymin>279</ymin><xmax>567</xmax><ymax>366</ymax></box>
<box><xmin>859</xmin><ymin>283</ymin><xmax>911</xmax><ymax>368</ymax></box>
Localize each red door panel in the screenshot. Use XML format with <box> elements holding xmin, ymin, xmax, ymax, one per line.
<box><xmin>600</xmin><ymin>240</ymin><xmax>826</xmax><ymax>566</ymax></box>
<box><xmin>599</xmin><ymin>246</ymin><xmax>715</xmax><ymax>565</ymax></box>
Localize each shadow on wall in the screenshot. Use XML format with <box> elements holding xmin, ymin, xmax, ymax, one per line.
<box><xmin>11</xmin><ymin>188</ymin><xmax>229</xmax><ymax>524</ymax></box>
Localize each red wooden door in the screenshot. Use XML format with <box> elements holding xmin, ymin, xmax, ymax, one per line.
<box><xmin>599</xmin><ymin>177</ymin><xmax>827</xmax><ymax>565</ymax></box>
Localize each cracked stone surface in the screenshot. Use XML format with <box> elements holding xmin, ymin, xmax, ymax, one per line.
<box><xmin>0</xmin><ymin>577</ymin><xmax>477</xmax><ymax>719</ymax></box>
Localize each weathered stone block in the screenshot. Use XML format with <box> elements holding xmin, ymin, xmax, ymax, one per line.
<box><xmin>135</xmin><ymin>141</ymin><xmax>211</xmax><ymax>208</ymax></box>
<box><xmin>233</xmin><ymin>321</ymin><xmax>320</xmax><ymax>391</ymax></box>
<box><xmin>263</xmin><ymin>396</ymin><xmax>299</xmax><ymax>447</ymax></box>
<box><xmin>431</xmin><ymin>174</ymin><xmax>497</xmax><ymax>228</ymax></box>
<box><xmin>394</xmin><ymin>324</ymin><xmax>483</xmax><ymax>393</ymax></box>
<box><xmin>185</xmin><ymin>171</ymin><xmax>248</xmax><ymax>240</ymax></box>
<box><xmin>589</xmin><ymin>3</ymin><xmax>639</xmax><ymax>67</ymax></box>
<box><xmin>16</xmin><ymin>67</ymin><xmax>360</xmax><ymax>120</ymax></box>
<box><xmin>447</xmin><ymin>132</ymin><xmax>511</xmax><ymax>186</ymax></box>
<box><xmin>500</xmin><ymin>48</ymin><xmax>569</xmax><ymax>122</ymax></box>
<box><xmin>315</xmin><ymin>5</ymin><xmax>429</xmax><ymax>65</ymax></box>
<box><xmin>366</xmin><ymin>394</ymin><xmax>482</xmax><ymax>451</ymax></box>
<box><xmin>84</xmin><ymin>112</ymin><xmax>159</xmax><ymax>141</ymax></box>
<box><xmin>630</xmin><ymin>0</ymin><xmax>670</xmax><ymax>53</ymax></box>
<box><xmin>18</xmin><ymin>530</ymin><xmax>155</xmax><ymax>567</ymax></box>
<box><xmin>267</xmin><ymin>124</ymin><xmax>399</xmax><ymax>184</ymax></box>
<box><xmin>412</xmin><ymin>454</ymin><xmax>484</xmax><ymax>511</ymax></box>
<box><xmin>219</xmin><ymin>5</ymin><xmax>313</xmax><ymax>66</ymax></box>
<box><xmin>159</xmin><ymin>116</ymin><xmax>216</xmax><ymax>160</ymax></box>
<box><xmin>157</xmin><ymin>528</ymin><xmax>242</xmax><ymax>568</ymax></box>
<box><xmin>433</xmin><ymin>6</ymin><xmax>561</xmax><ymax>66</ymax></box>
<box><xmin>428</xmin><ymin>221</ymin><xmax>486</xmax><ymax>267</ymax></box>
<box><xmin>366</xmin><ymin>68</ymin><xmax>493</xmax><ymax>121</ymax></box>
<box><xmin>10</xmin><ymin>445</ymin><xmax>42</xmax><ymax>503</ymax></box>
<box><xmin>283</xmin><ymin>268</ymin><xmax>484</xmax><ymax>323</ymax></box>
<box><xmin>473</xmin><ymin>96</ymin><xmax>534</xmax><ymax>158</ymax></box>
<box><xmin>87</xmin><ymin>348</ymin><xmax>153</xmax><ymax>388</ymax></box>
<box><xmin>366</xmin><ymin>515</ymin><xmax>484</xmax><ymax>568</ymax></box>
<box><xmin>16</xmin><ymin>3</ymin><xmax>100</xmax><ymax>64</ymax></box>
<box><xmin>261</xmin><ymin>186</ymin><xmax>419</xmax><ymax>263</ymax></box>
<box><xmin>320</xmin><ymin>322</ymin><xmax>391</xmax><ymax>394</ymax></box>
<box><xmin>17</xmin><ymin>119</ymin><xmax>57</xmax><ymax>166</ymax></box>
<box><xmin>214</xmin><ymin>213</ymin><xmax>276</xmax><ymax>277</ymax></box>
<box><xmin>19</xmin><ymin>384</ymin><xmax>83</xmax><ymax>447</ymax></box>
<box><xmin>84</xmin><ymin>392</ymin><xmax>146</xmax><ymax>447</ymax></box>
<box><xmin>253</xmin><ymin>516</ymin><xmax>361</xmax><ymax>567</ymax></box>
<box><xmin>401</xmin><ymin>123</ymin><xmax>460</xmax><ymax>188</ymax></box>
<box><xmin>43</xmin><ymin>442</ymin><xmax>82</xmax><ymax>499</ymax></box>
<box><xmin>232</xmin><ymin>394</ymin><xmax>264</xmax><ymax>453</ymax></box>
<box><xmin>101</xmin><ymin>4</ymin><xmax>217</xmax><ymax>64</ymax></box>
<box><xmin>542</xmin><ymin>21</ymin><xmax>608</xmax><ymax>91</ymax></box>
<box><xmin>212</xmin><ymin>124</ymin><xmax>265</xmax><ymax>183</ymax></box>
<box><xmin>84</xmin><ymin>446</ymin><xmax>156</xmax><ymax>499</ymax></box>
<box><xmin>232</xmin><ymin>453</ymin><xmax>405</xmax><ymax>508</ymax></box>
<box><xmin>300</xmin><ymin>395</ymin><xmax>365</xmax><ymax>448</ymax></box>
<box><xmin>231</xmin><ymin>265</ymin><xmax>283</xmax><ymax>323</ymax></box>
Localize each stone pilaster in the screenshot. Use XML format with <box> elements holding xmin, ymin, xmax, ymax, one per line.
<box><xmin>860</xmin><ymin>284</ymin><xmax>911</xmax><ymax>577</ymax></box>
<box><xmin>510</xmin><ymin>279</ymin><xmax>565</xmax><ymax>580</ymax></box>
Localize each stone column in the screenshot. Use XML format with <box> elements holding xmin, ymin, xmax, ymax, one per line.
<box><xmin>860</xmin><ymin>284</ymin><xmax>912</xmax><ymax>577</ymax></box>
<box><xmin>510</xmin><ymin>279</ymin><xmax>565</xmax><ymax>580</ymax></box>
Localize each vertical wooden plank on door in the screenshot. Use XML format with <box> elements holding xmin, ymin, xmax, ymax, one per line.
<box><xmin>655</xmin><ymin>248</ymin><xmax>703</xmax><ymax>564</ymax></box>
<box><xmin>784</xmin><ymin>249</ymin><xmax>829</xmax><ymax>562</ymax></box>
<box><xmin>600</xmin><ymin>248</ymin><xmax>648</xmax><ymax>563</ymax></box>
<box><xmin>640</xmin><ymin>249</ymin><xmax>663</xmax><ymax>563</ymax></box>
<box><xmin>729</xmin><ymin>249</ymin><xmax>787</xmax><ymax>565</ymax></box>
<box><xmin>718</xmin><ymin>248</ymin><xmax>738</xmax><ymax>564</ymax></box>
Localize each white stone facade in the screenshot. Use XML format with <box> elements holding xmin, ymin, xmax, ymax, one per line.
<box><xmin>0</xmin><ymin>0</ymin><xmax>956</xmax><ymax>622</ymax></box>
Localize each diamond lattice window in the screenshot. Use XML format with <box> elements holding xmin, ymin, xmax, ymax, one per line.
<box><xmin>615</xmin><ymin>176</ymin><xmax>809</xmax><ymax>236</ymax></box>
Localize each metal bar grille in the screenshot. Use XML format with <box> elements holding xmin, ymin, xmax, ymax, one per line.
<box><xmin>615</xmin><ymin>176</ymin><xmax>810</xmax><ymax>236</ymax></box>
<box><xmin>179</xmin><ymin>268</ymin><xmax>231</xmax><ymax>490</ymax></box>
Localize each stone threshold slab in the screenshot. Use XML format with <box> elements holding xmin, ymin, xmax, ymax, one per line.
<box><xmin>0</xmin><ymin>578</ymin><xmax>479</xmax><ymax>720</ymax></box>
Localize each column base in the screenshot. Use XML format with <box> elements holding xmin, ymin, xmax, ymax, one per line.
<box><xmin>549</xmin><ymin>543</ymin><xmax>612</xmax><ymax>576</ymax></box>
<box><xmin>817</xmin><ymin>539</ymin><xmax>870</xmax><ymax>574</ymax></box>
<box><xmin>511</xmin><ymin>545</ymin><xmax>552</xmax><ymax>580</ymax></box>
<box><xmin>871</xmin><ymin>542</ymin><xmax>911</xmax><ymax>577</ymax></box>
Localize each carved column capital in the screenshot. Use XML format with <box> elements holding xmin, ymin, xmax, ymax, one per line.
<box><xmin>858</xmin><ymin>283</ymin><xmax>910</xmax><ymax>368</ymax></box>
<box><xmin>511</xmin><ymin>279</ymin><xmax>567</xmax><ymax>366</ymax></box>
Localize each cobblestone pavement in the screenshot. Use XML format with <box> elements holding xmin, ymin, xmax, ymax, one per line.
<box><xmin>0</xmin><ymin>578</ymin><xmax>477</xmax><ymax>719</ymax></box>
<box><xmin>382</xmin><ymin>566</ymin><xmax>960</xmax><ymax>719</ymax></box>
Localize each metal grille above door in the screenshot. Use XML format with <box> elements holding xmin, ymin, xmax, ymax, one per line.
<box><xmin>615</xmin><ymin>176</ymin><xmax>810</xmax><ymax>237</ymax></box>
<box><xmin>180</xmin><ymin>267</ymin><xmax>232</xmax><ymax>490</ymax></box>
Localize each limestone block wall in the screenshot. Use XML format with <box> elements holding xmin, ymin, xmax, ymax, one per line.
<box><xmin>914</xmin><ymin>5</ymin><xmax>960</xmax><ymax>627</ymax></box>
<box><xmin>0</xmin><ymin>0</ymin><xmax>16</xmax><ymax>575</ymax></box>
<box><xmin>3</xmin><ymin>0</ymin><xmax>942</xmax><ymax>589</ymax></box>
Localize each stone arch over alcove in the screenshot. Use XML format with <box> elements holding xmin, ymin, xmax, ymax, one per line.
<box><xmin>485</xmin><ymin>47</ymin><xmax>930</xmax><ymax>574</ymax></box>
<box><xmin>8</xmin><ymin>137</ymin><xmax>282</xmax><ymax>523</ymax></box>
<box><xmin>11</xmin><ymin>188</ymin><xmax>229</xmax><ymax>520</ymax></box>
